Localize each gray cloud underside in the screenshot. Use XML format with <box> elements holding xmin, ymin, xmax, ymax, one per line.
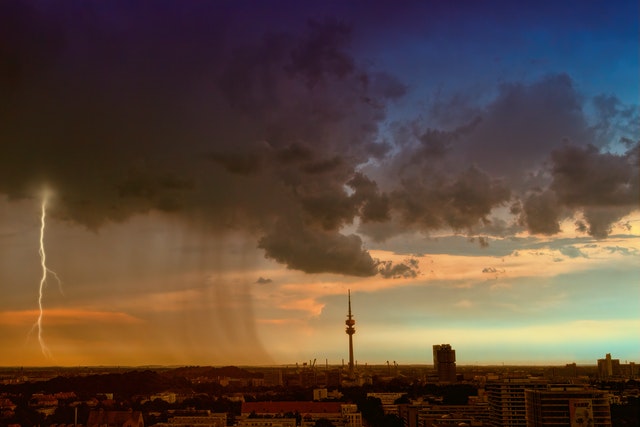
<box><xmin>1</xmin><ymin>2</ymin><xmax>638</xmax><ymax>277</ymax></box>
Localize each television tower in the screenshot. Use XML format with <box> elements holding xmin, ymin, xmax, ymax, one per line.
<box><xmin>345</xmin><ymin>289</ymin><xmax>356</xmax><ymax>375</ymax></box>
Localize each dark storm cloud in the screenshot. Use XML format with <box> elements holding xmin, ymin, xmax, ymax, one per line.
<box><xmin>257</xmin><ymin>218</ymin><xmax>378</xmax><ymax>277</ymax></box>
<box><xmin>512</xmin><ymin>140</ymin><xmax>640</xmax><ymax>238</ymax></box>
<box><xmin>0</xmin><ymin>2</ymin><xmax>398</xmax><ymax>276</ymax></box>
<box><xmin>413</xmin><ymin>117</ymin><xmax>484</xmax><ymax>161</ymax></box>
<box><xmin>0</xmin><ymin>1</ymin><xmax>227</xmax><ymax>226</ymax></box>
<box><xmin>548</xmin><ymin>143</ymin><xmax>639</xmax><ymax>238</ymax></box>
<box><xmin>1</xmin><ymin>1</ymin><xmax>638</xmax><ymax>277</ymax></box>
<box><xmin>390</xmin><ymin>166</ymin><xmax>511</xmax><ymax>233</ymax></box>
<box><xmin>475</xmin><ymin>237</ymin><xmax>490</xmax><ymax>248</ymax></box>
<box><xmin>357</xmin><ymin>164</ymin><xmax>512</xmax><ymax>243</ymax></box>
<box><xmin>551</xmin><ymin>144</ymin><xmax>638</xmax><ymax>207</ymax></box>
<box><xmin>347</xmin><ymin>173</ymin><xmax>390</xmax><ymax>223</ymax></box>
<box><xmin>377</xmin><ymin>258</ymin><xmax>419</xmax><ymax>279</ymax></box>
<box><xmin>456</xmin><ymin>74</ymin><xmax>593</xmax><ymax>184</ymax></box>
<box><xmin>361</xmin><ymin>73</ymin><xmax>639</xmax><ymax>242</ymax></box>
<box><xmin>520</xmin><ymin>191</ymin><xmax>562</xmax><ymax>235</ymax></box>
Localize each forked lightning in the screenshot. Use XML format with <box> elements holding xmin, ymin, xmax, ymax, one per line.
<box><xmin>34</xmin><ymin>190</ymin><xmax>62</xmax><ymax>358</ymax></box>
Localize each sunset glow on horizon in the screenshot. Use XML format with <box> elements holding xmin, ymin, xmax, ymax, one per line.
<box><xmin>0</xmin><ymin>0</ymin><xmax>638</xmax><ymax>367</ymax></box>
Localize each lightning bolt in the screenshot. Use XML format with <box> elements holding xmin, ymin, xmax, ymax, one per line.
<box><xmin>33</xmin><ymin>189</ymin><xmax>62</xmax><ymax>358</ymax></box>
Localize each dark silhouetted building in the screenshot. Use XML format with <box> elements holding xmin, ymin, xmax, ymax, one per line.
<box><xmin>597</xmin><ymin>353</ymin><xmax>621</xmax><ymax>379</ymax></box>
<box><xmin>433</xmin><ymin>344</ymin><xmax>457</xmax><ymax>383</ymax></box>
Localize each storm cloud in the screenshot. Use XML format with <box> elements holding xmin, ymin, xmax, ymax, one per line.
<box><xmin>1</xmin><ymin>1</ymin><xmax>638</xmax><ymax>278</ymax></box>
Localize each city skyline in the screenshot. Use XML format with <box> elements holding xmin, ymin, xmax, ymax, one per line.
<box><xmin>0</xmin><ymin>0</ymin><xmax>638</xmax><ymax>367</ymax></box>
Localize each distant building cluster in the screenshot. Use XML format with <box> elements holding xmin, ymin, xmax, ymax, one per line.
<box><xmin>596</xmin><ymin>353</ymin><xmax>637</xmax><ymax>380</ymax></box>
<box><xmin>1</xmin><ymin>350</ymin><xmax>639</xmax><ymax>427</ymax></box>
<box><xmin>398</xmin><ymin>376</ymin><xmax>624</xmax><ymax>427</ymax></box>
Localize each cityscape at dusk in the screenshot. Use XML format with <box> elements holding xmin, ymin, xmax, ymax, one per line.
<box><xmin>1</xmin><ymin>0</ymin><xmax>639</xmax><ymax>369</ymax></box>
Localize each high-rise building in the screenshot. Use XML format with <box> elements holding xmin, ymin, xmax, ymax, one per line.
<box><xmin>345</xmin><ymin>290</ymin><xmax>356</xmax><ymax>376</ymax></box>
<box><xmin>433</xmin><ymin>345</ymin><xmax>440</xmax><ymax>369</ymax></box>
<box><xmin>433</xmin><ymin>344</ymin><xmax>457</xmax><ymax>383</ymax></box>
<box><xmin>597</xmin><ymin>353</ymin><xmax>621</xmax><ymax>379</ymax></box>
<box><xmin>525</xmin><ymin>387</ymin><xmax>611</xmax><ymax>427</ymax></box>
<box><xmin>486</xmin><ymin>379</ymin><xmax>548</xmax><ymax>427</ymax></box>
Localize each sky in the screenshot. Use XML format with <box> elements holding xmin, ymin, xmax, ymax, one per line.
<box><xmin>0</xmin><ymin>0</ymin><xmax>638</xmax><ymax>367</ymax></box>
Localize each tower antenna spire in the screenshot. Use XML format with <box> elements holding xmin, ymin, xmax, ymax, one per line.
<box><xmin>345</xmin><ymin>289</ymin><xmax>356</xmax><ymax>376</ymax></box>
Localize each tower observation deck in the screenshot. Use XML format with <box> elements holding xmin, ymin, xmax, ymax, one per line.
<box><xmin>345</xmin><ymin>290</ymin><xmax>356</xmax><ymax>375</ymax></box>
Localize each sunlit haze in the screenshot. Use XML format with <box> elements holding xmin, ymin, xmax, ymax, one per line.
<box><xmin>0</xmin><ymin>0</ymin><xmax>638</xmax><ymax>367</ymax></box>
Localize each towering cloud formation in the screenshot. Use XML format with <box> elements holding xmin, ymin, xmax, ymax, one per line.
<box><xmin>549</xmin><ymin>143</ymin><xmax>639</xmax><ymax>238</ymax></box>
<box><xmin>1</xmin><ymin>1</ymin><xmax>638</xmax><ymax>277</ymax></box>
<box><xmin>361</xmin><ymin>74</ymin><xmax>639</xmax><ymax>242</ymax></box>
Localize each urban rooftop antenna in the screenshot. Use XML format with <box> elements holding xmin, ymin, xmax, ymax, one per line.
<box><xmin>345</xmin><ymin>289</ymin><xmax>356</xmax><ymax>375</ymax></box>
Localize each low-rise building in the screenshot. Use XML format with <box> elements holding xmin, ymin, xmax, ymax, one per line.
<box><xmin>238</xmin><ymin>419</ymin><xmax>296</xmax><ymax>427</ymax></box>
<box><xmin>525</xmin><ymin>386</ymin><xmax>611</xmax><ymax>427</ymax></box>
<box><xmin>399</xmin><ymin>403</ymin><xmax>490</xmax><ymax>427</ymax></box>
<box><xmin>86</xmin><ymin>409</ymin><xmax>144</xmax><ymax>427</ymax></box>
<box><xmin>240</xmin><ymin>402</ymin><xmax>362</xmax><ymax>427</ymax></box>
<box><xmin>152</xmin><ymin>413</ymin><xmax>227</xmax><ymax>427</ymax></box>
